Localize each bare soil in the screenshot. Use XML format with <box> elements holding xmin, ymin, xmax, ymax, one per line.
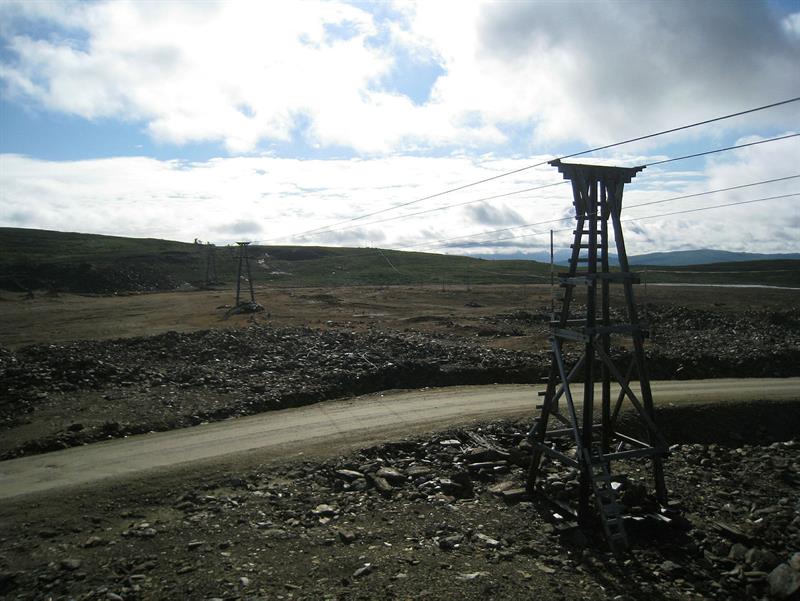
<box><xmin>1</xmin><ymin>283</ymin><xmax>796</xmax><ymax>350</ymax></box>
<box><xmin>1</xmin><ymin>283</ymin><xmax>799</xmax><ymax>600</ymax></box>
<box><xmin>1</xmin><ymin>404</ymin><xmax>798</xmax><ymax>601</ymax></box>
<box><xmin>1</xmin><ymin>285</ymin><xmax>799</xmax><ymax>460</ymax></box>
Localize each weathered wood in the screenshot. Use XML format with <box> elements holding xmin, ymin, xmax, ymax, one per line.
<box><xmin>526</xmin><ymin>160</ymin><xmax>670</xmax><ymax>551</ymax></box>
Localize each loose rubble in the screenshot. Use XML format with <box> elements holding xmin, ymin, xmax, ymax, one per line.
<box><xmin>2</xmin><ymin>305</ymin><xmax>799</xmax><ymax>459</ymax></box>
<box><xmin>1</xmin><ymin>413</ymin><xmax>798</xmax><ymax>599</ymax></box>
<box><xmin>0</xmin><ymin>326</ymin><xmax>535</xmax><ymax>458</ymax></box>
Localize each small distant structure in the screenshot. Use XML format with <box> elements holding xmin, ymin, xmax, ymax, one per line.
<box><xmin>204</xmin><ymin>242</ymin><xmax>218</xmax><ymax>286</ymax></box>
<box><xmin>227</xmin><ymin>241</ymin><xmax>264</xmax><ymax>316</ymax></box>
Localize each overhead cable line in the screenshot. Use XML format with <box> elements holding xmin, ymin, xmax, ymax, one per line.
<box><xmin>294</xmin><ymin>181</ymin><xmax>568</xmax><ymax>239</ymax></box>
<box><xmin>406</xmin><ymin>174</ymin><xmax>800</xmax><ymax>251</ymax></box>
<box><xmin>436</xmin><ymin>192</ymin><xmax>799</xmax><ymax>249</ymax></box>
<box><xmin>280</xmin><ymin>130</ymin><xmax>799</xmax><ymax>245</ymax></box>
<box><xmin>266</xmin><ymin>96</ymin><xmax>800</xmax><ymax>242</ymax></box>
<box><xmin>618</xmin><ymin>192</ymin><xmax>800</xmax><ymax>224</ymax></box>
<box><xmin>623</xmin><ymin>173</ymin><xmax>800</xmax><ymax>209</ymax></box>
<box><xmin>254</xmin><ymin>190</ymin><xmax>799</xmax><ymax>267</ymax></box>
<box><xmin>644</xmin><ymin>133</ymin><xmax>800</xmax><ymax>167</ymax></box>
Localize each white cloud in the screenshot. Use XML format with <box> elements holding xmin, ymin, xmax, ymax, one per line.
<box><xmin>783</xmin><ymin>12</ymin><xmax>800</xmax><ymax>37</ymax></box>
<box><xmin>1</xmin><ymin>142</ymin><xmax>797</xmax><ymax>255</ymax></box>
<box><xmin>1</xmin><ymin>1</ymin><xmax>798</xmax><ymax>257</ymax></box>
<box><xmin>2</xmin><ymin>0</ymin><xmax>798</xmax><ymax>154</ymax></box>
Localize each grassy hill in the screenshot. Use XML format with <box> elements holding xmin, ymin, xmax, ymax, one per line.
<box><xmin>0</xmin><ymin>228</ymin><xmax>552</xmax><ymax>292</ymax></box>
<box><xmin>629</xmin><ymin>249</ymin><xmax>800</xmax><ymax>266</ymax></box>
<box><xmin>1</xmin><ymin>227</ymin><xmax>797</xmax><ymax>292</ymax></box>
<box><xmin>637</xmin><ymin>260</ymin><xmax>800</xmax><ymax>288</ymax></box>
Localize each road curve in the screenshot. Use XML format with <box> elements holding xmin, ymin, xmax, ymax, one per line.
<box><xmin>1</xmin><ymin>378</ymin><xmax>798</xmax><ymax>499</ymax></box>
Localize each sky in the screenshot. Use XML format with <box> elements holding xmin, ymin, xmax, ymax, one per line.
<box><xmin>1</xmin><ymin>0</ymin><xmax>799</xmax><ymax>257</ymax></box>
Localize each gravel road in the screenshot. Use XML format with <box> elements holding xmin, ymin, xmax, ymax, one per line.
<box><xmin>2</xmin><ymin>378</ymin><xmax>797</xmax><ymax>500</ymax></box>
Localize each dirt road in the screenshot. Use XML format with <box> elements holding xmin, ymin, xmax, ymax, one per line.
<box><xmin>1</xmin><ymin>378</ymin><xmax>798</xmax><ymax>499</ymax></box>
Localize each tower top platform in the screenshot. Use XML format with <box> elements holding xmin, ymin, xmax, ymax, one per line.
<box><xmin>549</xmin><ymin>159</ymin><xmax>645</xmax><ymax>184</ymax></box>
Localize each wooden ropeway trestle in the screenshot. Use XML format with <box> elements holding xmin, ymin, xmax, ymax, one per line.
<box><xmin>525</xmin><ymin>159</ymin><xmax>670</xmax><ymax>554</ymax></box>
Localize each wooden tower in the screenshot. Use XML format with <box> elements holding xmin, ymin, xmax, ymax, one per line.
<box><xmin>526</xmin><ymin>160</ymin><xmax>669</xmax><ymax>552</ymax></box>
<box><xmin>234</xmin><ymin>241</ymin><xmax>256</xmax><ymax>306</ymax></box>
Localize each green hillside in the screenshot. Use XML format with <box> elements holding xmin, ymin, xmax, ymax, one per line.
<box><xmin>0</xmin><ymin>228</ymin><xmax>551</xmax><ymax>292</ymax></box>
<box><xmin>1</xmin><ymin>228</ymin><xmax>797</xmax><ymax>292</ymax></box>
<box><xmin>638</xmin><ymin>260</ymin><xmax>800</xmax><ymax>288</ymax></box>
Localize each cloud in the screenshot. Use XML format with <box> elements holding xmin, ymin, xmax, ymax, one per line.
<box><xmin>0</xmin><ymin>0</ymin><xmax>500</xmax><ymax>154</ymax></box>
<box><xmin>469</xmin><ymin>1</ymin><xmax>800</xmax><ymax>146</ymax></box>
<box><xmin>464</xmin><ymin>203</ymin><xmax>525</xmax><ymax>226</ymax></box>
<box><xmin>2</xmin><ymin>134</ymin><xmax>797</xmax><ymax>256</ymax></box>
<box><xmin>1</xmin><ymin>1</ymin><xmax>797</xmax><ymax>155</ymax></box>
<box><xmin>0</xmin><ymin>152</ymin><xmax>564</xmax><ymax>246</ymax></box>
<box><xmin>215</xmin><ymin>220</ymin><xmax>263</xmax><ymax>236</ymax></box>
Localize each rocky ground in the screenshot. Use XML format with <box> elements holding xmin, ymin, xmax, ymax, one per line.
<box><xmin>1</xmin><ymin>305</ymin><xmax>799</xmax><ymax>459</ymax></box>
<box><xmin>1</xmin><ymin>405</ymin><xmax>798</xmax><ymax>601</ymax></box>
<box><xmin>1</xmin><ymin>305</ymin><xmax>799</xmax><ymax>460</ymax></box>
<box><xmin>0</xmin><ymin>327</ymin><xmax>534</xmax><ymax>458</ymax></box>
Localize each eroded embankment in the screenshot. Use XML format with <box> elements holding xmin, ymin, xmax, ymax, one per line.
<box><xmin>1</xmin><ymin>309</ymin><xmax>799</xmax><ymax>459</ymax></box>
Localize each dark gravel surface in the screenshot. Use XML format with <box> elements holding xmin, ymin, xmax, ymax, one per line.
<box><xmin>0</xmin><ymin>326</ymin><xmax>536</xmax><ymax>458</ymax></box>
<box><xmin>1</xmin><ymin>404</ymin><xmax>798</xmax><ymax>600</ymax></box>
<box><xmin>1</xmin><ymin>306</ymin><xmax>798</xmax><ymax>459</ymax></box>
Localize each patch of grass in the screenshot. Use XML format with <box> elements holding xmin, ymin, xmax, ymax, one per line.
<box><xmin>1</xmin><ymin>227</ymin><xmax>797</xmax><ymax>291</ymax></box>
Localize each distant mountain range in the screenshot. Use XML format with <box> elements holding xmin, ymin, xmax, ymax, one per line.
<box><xmin>626</xmin><ymin>249</ymin><xmax>800</xmax><ymax>266</ymax></box>
<box><xmin>472</xmin><ymin>249</ymin><xmax>800</xmax><ymax>266</ymax></box>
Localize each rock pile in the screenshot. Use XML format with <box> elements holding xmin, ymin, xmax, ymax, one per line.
<box><xmin>0</xmin><ymin>326</ymin><xmax>538</xmax><ymax>457</ymax></box>
<box><xmin>1</xmin><ymin>417</ymin><xmax>797</xmax><ymax>600</ymax></box>
<box><xmin>2</xmin><ymin>305</ymin><xmax>798</xmax><ymax>458</ymax></box>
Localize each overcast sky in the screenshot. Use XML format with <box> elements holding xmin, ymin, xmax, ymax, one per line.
<box><xmin>1</xmin><ymin>0</ymin><xmax>799</xmax><ymax>256</ymax></box>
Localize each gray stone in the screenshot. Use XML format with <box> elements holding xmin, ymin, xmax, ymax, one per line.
<box><xmin>500</xmin><ymin>487</ymin><xmax>528</xmax><ymax>503</ymax></box>
<box><xmin>82</xmin><ymin>536</ymin><xmax>107</xmax><ymax>548</ymax></box>
<box><xmin>660</xmin><ymin>560</ymin><xmax>682</xmax><ymax>575</ymax></box>
<box><xmin>457</xmin><ymin>571</ymin><xmax>488</xmax><ymax>580</ymax></box>
<box><xmin>60</xmin><ymin>558</ymin><xmax>82</xmax><ymax>571</ymax></box>
<box><xmin>369</xmin><ymin>475</ymin><xmax>393</xmax><ymax>496</ymax></box>
<box><xmin>338</xmin><ymin>529</ymin><xmax>357</xmax><ymax>544</ymax></box>
<box><xmin>376</xmin><ymin>467</ymin><xmax>406</xmax><ymax>484</ymax></box>
<box><xmin>465</xmin><ymin>446</ymin><xmax>510</xmax><ymax>462</ymax></box>
<box><xmin>312</xmin><ymin>504</ymin><xmax>337</xmax><ymax>517</ymax></box>
<box><xmin>437</xmin><ymin>478</ymin><xmax>464</xmax><ymax>497</ymax></box>
<box><xmin>353</xmin><ymin>563</ymin><xmax>373</xmax><ymax>578</ymax></box>
<box><xmin>439</xmin><ymin>534</ymin><xmax>464</xmax><ymax>550</ymax></box>
<box><xmin>768</xmin><ymin>563</ymin><xmax>800</xmax><ymax>599</ymax></box>
<box><xmin>335</xmin><ymin>469</ymin><xmax>364</xmax><ymax>481</ymax></box>
<box><xmin>488</xmin><ymin>481</ymin><xmax>515</xmax><ymax>495</ymax></box>
<box><xmin>729</xmin><ymin>543</ymin><xmax>748</xmax><ymax>562</ymax></box>
<box><xmin>261</xmin><ymin>528</ymin><xmax>296</xmax><ymax>540</ymax></box>
<box><xmin>473</xmin><ymin>533</ymin><xmax>501</xmax><ymax>549</ymax></box>
<box><xmin>405</xmin><ymin>465</ymin><xmax>433</xmax><ymax>478</ymax></box>
<box><xmin>745</xmin><ymin>548</ymin><xmax>780</xmax><ymax>571</ymax></box>
<box><xmin>349</xmin><ymin>477</ymin><xmax>368</xmax><ymax>491</ymax></box>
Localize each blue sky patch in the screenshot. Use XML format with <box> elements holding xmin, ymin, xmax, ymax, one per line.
<box><xmin>376</xmin><ymin>46</ymin><xmax>445</xmax><ymax>105</ymax></box>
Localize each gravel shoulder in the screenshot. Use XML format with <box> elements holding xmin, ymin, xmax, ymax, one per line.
<box><xmin>2</xmin><ymin>300</ymin><xmax>799</xmax><ymax>460</ymax></box>
<box><xmin>2</xmin><ymin>379</ymin><xmax>799</xmax><ymax>500</ymax></box>
<box><xmin>1</xmin><ymin>401</ymin><xmax>798</xmax><ymax>601</ymax></box>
